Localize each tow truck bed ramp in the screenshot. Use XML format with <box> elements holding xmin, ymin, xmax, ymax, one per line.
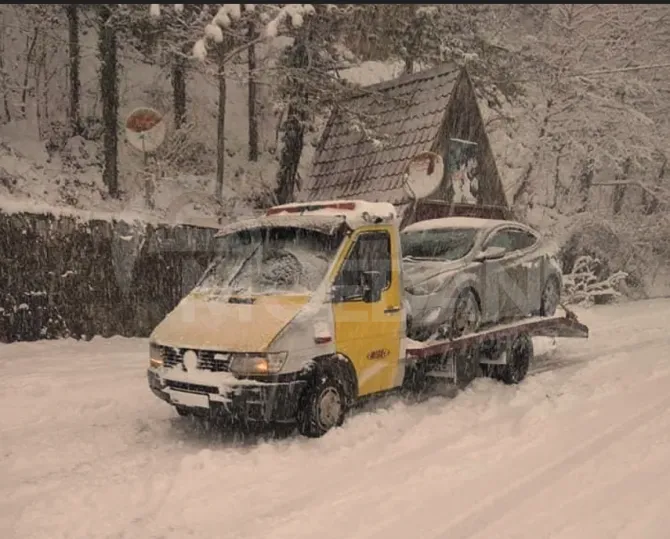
<box><xmin>406</xmin><ymin>308</ymin><xmax>589</xmax><ymax>360</ymax></box>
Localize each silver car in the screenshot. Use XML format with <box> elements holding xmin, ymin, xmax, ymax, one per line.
<box><xmin>401</xmin><ymin>217</ymin><xmax>562</xmax><ymax>341</ymax></box>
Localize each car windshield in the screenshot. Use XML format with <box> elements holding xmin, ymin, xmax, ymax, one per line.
<box><xmin>401</xmin><ymin>227</ymin><xmax>479</xmax><ymax>261</ymax></box>
<box><xmin>194</xmin><ymin>226</ymin><xmax>344</xmax><ymax>296</ymax></box>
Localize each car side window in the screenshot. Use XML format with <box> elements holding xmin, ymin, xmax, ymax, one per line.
<box><xmin>485</xmin><ymin>229</ymin><xmax>515</xmax><ymax>253</ymax></box>
<box><xmin>511</xmin><ymin>230</ymin><xmax>538</xmax><ymax>250</ymax></box>
<box><xmin>333</xmin><ymin>231</ymin><xmax>392</xmax><ymax>301</ymax></box>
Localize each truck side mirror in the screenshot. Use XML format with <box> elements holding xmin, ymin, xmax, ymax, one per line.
<box><xmin>362</xmin><ymin>270</ymin><xmax>383</xmax><ymax>303</ymax></box>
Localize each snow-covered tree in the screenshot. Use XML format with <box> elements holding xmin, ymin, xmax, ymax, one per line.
<box><xmin>181</xmin><ymin>4</ymin><xmax>315</xmax><ymax>202</ymax></box>
<box><xmin>497</xmin><ymin>4</ymin><xmax>669</xmax><ymax>215</ymax></box>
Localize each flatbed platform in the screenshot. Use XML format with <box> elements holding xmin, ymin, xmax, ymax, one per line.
<box><xmin>406</xmin><ymin>307</ymin><xmax>589</xmax><ymax>360</ymax></box>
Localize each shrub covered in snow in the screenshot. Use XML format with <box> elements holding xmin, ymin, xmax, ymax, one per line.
<box><xmin>562</xmin><ymin>255</ymin><xmax>628</xmax><ymax>306</ymax></box>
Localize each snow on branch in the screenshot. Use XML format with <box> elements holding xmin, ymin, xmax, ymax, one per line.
<box><xmin>184</xmin><ymin>4</ymin><xmax>315</xmax><ymax>62</ymax></box>
<box><xmin>149</xmin><ymin>4</ymin><xmax>184</xmax><ymax>17</ymax></box>
<box><xmin>562</xmin><ymin>255</ymin><xmax>628</xmax><ymax>306</ymax></box>
<box><xmin>263</xmin><ymin>4</ymin><xmax>315</xmax><ymax>38</ymax></box>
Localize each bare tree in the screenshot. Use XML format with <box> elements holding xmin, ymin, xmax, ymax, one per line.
<box><xmin>247</xmin><ymin>17</ymin><xmax>259</xmax><ymax>162</ymax></box>
<box><xmin>66</xmin><ymin>4</ymin><xmax>81</xmax><ymax>135</ymax></box>
<box><xmin>98</xmin><ymin>4</ymin><xmax>119</xmax><ymax>198</ymax></box>
<box><xmin>214</xmin><ymin>42</ymin><xmax>228</xmax><ymax>203</ymax></box>
<box><xmin>275</xmin><ymin>29</ymin><xmax>310</xmax><ymax>205</ymax></box>
<box><xmin>0</xmin><ymin>12</ymin><xmax>11</xmax><ymax>123</ymax></box>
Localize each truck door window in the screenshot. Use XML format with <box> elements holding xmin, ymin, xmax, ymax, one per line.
<box><xmin>333</xmin><ymin>231</ymin><xmax>392</xmax><ymax>301</ymax></box>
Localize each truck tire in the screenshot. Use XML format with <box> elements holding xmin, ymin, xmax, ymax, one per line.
<box><xmin>455</xmin><ymin>347</ymin><xmax>480</xmax><ymax>389</ymax></box>
<box><xmin>494</xmin><ymin>333</ymin><xmax>533</xmax><ymax>385</ymax></box>
<box><xmin>297</xmin><ymin>372</ymin><xmax>347</xmax><ymax>438</ymax></box>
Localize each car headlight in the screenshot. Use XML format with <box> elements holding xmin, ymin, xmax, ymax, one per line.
<box><xmin>149</xmin><ymin>342</ymin><xmax>163</xmax><ymax>368</ymax></box>
<box><xmin>406</xmin><ymin>276</ymin><xmax>446</xmax><ymax>296</ymax></box>
<box><xmin>230</xmin><ymin>352</ymin><xmax>288</xmax><ymax>375</ymax></box>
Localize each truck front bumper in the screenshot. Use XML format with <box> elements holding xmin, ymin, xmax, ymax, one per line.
<box><xmin>147</xmin><ymin>370</ymin><xmax>306</xmax><ymax>423</ymax></box>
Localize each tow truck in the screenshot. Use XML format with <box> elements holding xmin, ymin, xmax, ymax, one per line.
<box><xmin>146</xmin><ymin>153</ymin><xmax>589</xmax><ymax>437</ymax></box>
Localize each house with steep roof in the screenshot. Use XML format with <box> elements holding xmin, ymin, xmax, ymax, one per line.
<box><xmin>297</xmin><ymin>62</ymin><xmax>513</xmax><ymax>224</ymax></box>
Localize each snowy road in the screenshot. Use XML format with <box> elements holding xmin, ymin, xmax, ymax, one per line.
<box><xmin>2</xmin><ymin>299</ymin><xmax>670</xmax><ymax>539</ymax></box>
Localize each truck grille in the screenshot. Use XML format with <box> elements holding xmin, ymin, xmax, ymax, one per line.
<box><xmin>159</xmin><ymin>346</ymin><xmax>232</xmax><ymax>372</ymax></box>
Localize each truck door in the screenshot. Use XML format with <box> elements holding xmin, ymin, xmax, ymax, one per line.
<box><xmin>331</xmin><ymin>228</ymin><xmax>404</xmax><ymax>396</ymax></box>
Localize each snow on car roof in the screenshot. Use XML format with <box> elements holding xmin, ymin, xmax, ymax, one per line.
<box><xmin>402</xmin><ymin>216</ymin><xmax>516</xmax><ymax>233</ymax></box>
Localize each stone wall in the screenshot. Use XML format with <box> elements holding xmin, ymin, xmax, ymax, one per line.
<box><xmin>0</xmin><ymin>210</ymin><xmax>217</xmax><ymax>343</ymax></box>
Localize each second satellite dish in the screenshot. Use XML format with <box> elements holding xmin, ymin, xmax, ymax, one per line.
<box><xmin>403</xmin><ymin>151</ymin><xmax>444</xmax><ymax>200</ymax></box>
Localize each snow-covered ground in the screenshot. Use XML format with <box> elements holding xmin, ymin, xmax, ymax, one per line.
<box><xmin>2</xmin><ymin>299</ymin><xmax>670</xmax><ymax>539</ymax></box>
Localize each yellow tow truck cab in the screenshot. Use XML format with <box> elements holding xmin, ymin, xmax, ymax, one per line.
<box><xmin>147</xmin><ymin>199</ymin><xmax>589</xmax><ymax>437</ymax></box>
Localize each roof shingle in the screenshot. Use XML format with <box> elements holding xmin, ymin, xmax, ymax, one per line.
<box><xmin>299</xmin><ymin>63</ymin><xmax>462</xmax><ymax>204</ymax></box>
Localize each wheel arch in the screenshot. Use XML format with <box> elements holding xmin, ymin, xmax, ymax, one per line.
<box><xmin>452</xmin><ymin>281</ymin><xmax>483</xmax><ymax>314</ymax></box>
<box><xmin>302</xmin><ymin>353</ymin><xmax>359</xmax><ymax>404</ymax></box>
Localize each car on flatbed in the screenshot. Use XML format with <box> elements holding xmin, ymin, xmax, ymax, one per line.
<box><xmin>401</xmin><ymin>216</ymin><xmax>563</xmax><ymax>342</ymax></box>
<box><xmin>146</xmin><ymin>200</ymin><xmax>587</xmax><ymax>437</ymax></box>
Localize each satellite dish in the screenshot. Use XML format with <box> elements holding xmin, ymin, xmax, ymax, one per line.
<box><xmin>402</xmin><ymin>151</ymin><xmax>444</xmax><ymax>200</ymax></box>
<box><xmin>125</xmin><ymin>107</ymin><xmax>166</xmax><ymax>153</ymax></box>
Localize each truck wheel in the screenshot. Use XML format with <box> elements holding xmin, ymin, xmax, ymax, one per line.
<box><xmin>455</xmin><ymin>347</ymin><xmax>480</xmax><ymax>389</ymax></box>
<box><xmin>297</xmin><ymin>373</ymin><xmax>347</xmax><ymax>438</ymax></box>
<box><xmin>495</xmin><ymin>333</ymin><xmax>533</xmax><ymax>385</ymax></box>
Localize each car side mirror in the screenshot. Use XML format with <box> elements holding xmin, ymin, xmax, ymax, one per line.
<box><xmin>362</xmin><ymin>270</ymin><xmax>384</xmax><ymax>303</ymax></box>
<box><xmin>474</xmin><ymin>246</ymin><xmax>506</xmax><ymax>262</ymax></box>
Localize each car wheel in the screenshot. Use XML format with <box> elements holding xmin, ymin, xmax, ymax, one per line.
<box><xmin>540</xmin><ymin>276</ymin><xmax>560</xmax><ymax>316</ymax></box>
<box><xmin>449</xmin><ymin>288</ymin><xmax>481</xmax><ymax>338</ymax></box>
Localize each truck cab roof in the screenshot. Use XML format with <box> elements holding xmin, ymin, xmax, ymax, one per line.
<box><xmin>214</xmin><ymin>200</ymin><xmax>398</xmax><ymax>238</ymax></box>
<box><xmin>265</xmin><ymin>200</ymin><xmax>398</xmax><ymax>229</ymax></box>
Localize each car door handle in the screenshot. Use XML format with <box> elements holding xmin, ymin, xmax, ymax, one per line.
<box><xmin>384</xmin><ymin>305</ymin><xmax>401</xmax><ymax>314</ymax></box>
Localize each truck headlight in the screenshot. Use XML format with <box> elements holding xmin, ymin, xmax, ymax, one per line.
<box><xmin>149</xmin><ymin>342</ymin><xmax>163</xmax><ymax>368</ymax></box>
<box><xmin>230</xmin><ymin>352</ymin><xmax>288</xmax><ymax>375</ymax></box>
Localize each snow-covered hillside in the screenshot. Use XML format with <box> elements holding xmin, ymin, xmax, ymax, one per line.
<box><xmin>1</xmin><ymin>4</ymin><xmax>668</xmax><ymax>295</ymax></box>
<box><xmin>0</xmin><ymin>2</ymin><xmax>407</xmax><ymax>224</ymax></box>
<box><xmin>2</xmin><ymin>299</ymin><xmax>670</xmax><ymax>539</ymax></box>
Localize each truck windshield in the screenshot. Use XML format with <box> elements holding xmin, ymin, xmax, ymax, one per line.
<box><xmin>195</xmin><ymin>226</ymin><xmax>343</xmax><ymax>296</ymax></box>
<box><xmin>401</xmin><ymin>227</ymin><xmax>478</xmax><ymax>261</ymax></box>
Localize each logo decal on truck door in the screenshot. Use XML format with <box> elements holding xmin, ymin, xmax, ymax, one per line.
<box><xmin>367</xmin><ymin>348</ymin><xmax>390</xmax><ymax>360</ymax></box>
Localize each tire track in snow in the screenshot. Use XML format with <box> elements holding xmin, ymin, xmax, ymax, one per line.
<box><xmin>334</xmin><ymin>367</ymin><xmax>670</xmax><ymax>539</ymax></box>
<box><xmin>484</xmin><ymin>442</ymin><xmax>670</xmax><ymax>537</ymax></box>
<box><xmin>528</xmin><ymin>332</ymin><xmax>670</xmax><ymax>375</ymax></box>
<box><xmin>225</xmin><ymin>337</ymin><xmax>670</xmax><ymax>538</ymax></box>
<box><xmin>417</xmin><ymin>373</ymin><xmax>670</xmax><ymax>539</ymax></box>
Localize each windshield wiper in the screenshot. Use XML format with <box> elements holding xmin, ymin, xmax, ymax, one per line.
<box><xmin>226</xmin><ymin>243</ymin><xmax>262</xmax><ymax>287</ymax></box>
